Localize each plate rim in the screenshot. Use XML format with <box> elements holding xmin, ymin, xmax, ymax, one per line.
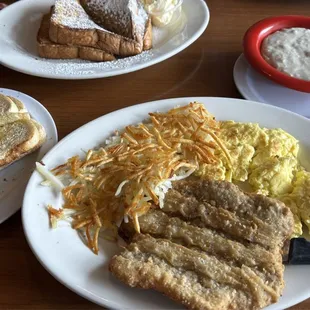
<box><xmin>0</xmin><ymin>0</ymin><xmax>210</xmax><ymax>80</ymax></box>
<box><xmin>0</xmin><ymin>87</ymin><xmax>58</xmax><ymax>223</ymax></box>
<box><xmin>22</xmin><ymin>96</ymin><xmax>310</xmax><ymax>310</ymax></box>
<box><xmin>233</xmin><ymin>53</ymin><xmax>253</xmax><ymax>100</ymax></box>
<box><xmin>233</xmin><ymin>53</ymin><xmax>310</xmax><ymax>117</ymax></box>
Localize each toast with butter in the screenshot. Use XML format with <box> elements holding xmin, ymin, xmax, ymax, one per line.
<box><xmin>0</xmin><ymin>94</ymin><xmax>20</xmax><ymax>113</ymax></box>
<box><xmin>0</xmin><ymin>113</ymin><xmax>30</xmax><ymax>127</ymax></box>
<box><xmin>38</xmin><ymin>13</ymin><xmax>115</xmax><ymax>62</ymax></box>
<box><xmin>0</xmin><ymin>95</ymin><xmax>46</xmax><ymax>170</ymax></box>
<box><xmin>0</xmin><ymin>119</ymin><xmax>46</xmax><ymax>170</ymax></box>
<box><xmin>0</xmin><ymin>94</ymin><xmax>30</xmax><ymax>125</ymax></box>
<box><xmin>49</xmin><ymin>0</ymin><xmax>152</xmax><ymax>57</ymax></box>
<box><xmin>7</xmin><ymin>96</ymin><xmax>28</xmax><ymax>113</ymax></box>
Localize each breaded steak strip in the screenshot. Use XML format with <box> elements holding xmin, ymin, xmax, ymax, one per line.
<box><xmin>111</xmin><ymin>180</ymin><xmax>294</xmax><ymax>310</ymax></box>
<box><xmin>125</xmin><ymin>210</ymin><xmax>284</xmax><ymax>277</ymax></box>
<box><xmin>110</xmin><ymin>234</ymin><xmax>279</xmax><ymax>310</ymax></box>
<box><xmin>163</xmin><ymin>180</ymin><xmax>294</xmax><ymax>250</ymax></box>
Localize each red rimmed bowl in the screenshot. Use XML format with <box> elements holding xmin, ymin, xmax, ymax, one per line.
<box><xmin>243</xmin><ymin>15</ymin><xmax>310</xmax><ymax>93</ymax></box>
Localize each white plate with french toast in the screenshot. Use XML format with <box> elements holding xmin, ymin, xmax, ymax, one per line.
<box><xmin>0</xmin><ymin>0</ymin><xmax>209</xmax><ymax>80</ymax></box>
<box><xmin>0</xmin><ymin>88</ymin><xmax>57</xmax><ymax>224</ymax></box>
<box><xmin>23</xmin><ymin>97</ymin><xmax>310</xmax><ymax>310</ymax></box>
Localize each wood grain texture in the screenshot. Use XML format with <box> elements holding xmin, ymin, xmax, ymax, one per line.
<box><xmin>0</xmin><ymin>0</ymin><xmax>309</xmax><ymax>309</ymax></box>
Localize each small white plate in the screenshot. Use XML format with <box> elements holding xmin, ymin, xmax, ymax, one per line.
<box><xmin>0</xmin><ymin>0</ymin><xmax>209</xmax><ymax>80</ymax></box>
<box><xmin>23</xmin><ymin>97</ymin><xmax>310</xmax><ymax>310</ymax></box>
<box><xmin>234</xmin><ymin>54</ymin><xmax>310</xmax><ymax>118</ymax></box>
<box><xmin>0</xmin><ymin>88</ymin><xmax>57</xmax><ymax>224</ymax></box>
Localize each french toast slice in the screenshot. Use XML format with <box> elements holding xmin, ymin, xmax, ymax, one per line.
<box><xmin>80</xmin><ymin>0</ymin><xmax>151</xmax><ymax>44</ymax></box>
<box><xmin>38</xmin><ymin>13</ymin><xmax>115</xmax><ymax>62</ymax></box>
<box><xmin>111</xmin><ymin>180</ymin><xmax>294</xmax><ymax>310</ymax></box>
<box><xmin>49</xmin><ymin>0</ymin><xmax>152</xmax><ymax>57</ymax></box>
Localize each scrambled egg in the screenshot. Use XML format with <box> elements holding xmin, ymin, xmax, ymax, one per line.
<box><xmin>279</xmin><ymin>170</ymin><xmax>310</xmax><ymax>237</ymax></box>
<box><xmin>251</xmin><ymin>128</ymin><xmax>299</xmax><ymax>168</ymax></box>
<box><xmin>295</xmin><ymin>171</ymin><xmax>310</xmax><ymax>233</ymax></box>
<box><xmin>249</xmin><ymin>127</ymin><xmax>299</xmax><ymax>198</ymax></box>
<box><xmin>229</xmin><ymin>145</ymin><xmax>255</xmax><ymax>182</ymax></box>
<box><xmin>220</xmin><ymin>121</ymin><xmax>268</xmax><ymax>148</ymax></box>
<box><xmin>195</xmin><ymin>162</ymin><xmax>226</xmax><ymax>181</ymax></box>
<box><xmin>279</xmin><ymin>196</ymin><xmax>303</xmax><ymax>238</ymax></box>
<box><xmin>249</xmin><ymin>156</ymin><xmax>298</xmax><ymax>196</ymax></box>
<box><xmin>218</xmin><ymin>121</ymin><xmax>307</xmax><ymax>238</ymax></box>
<box><xmin>219</xmin><ymin>121</ymin><xmax>266</xmax><ymax>182</ymax></box>
<box><xmin>219</xmin><ymin>122</ymin><xmax>299</xmax><ymax>195</ymax></box>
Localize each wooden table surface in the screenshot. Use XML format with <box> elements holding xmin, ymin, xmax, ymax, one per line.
<box><xmin>1</xmin><ymin>0</ymin><xmax>310</xmax><ymax>309</ymax></box>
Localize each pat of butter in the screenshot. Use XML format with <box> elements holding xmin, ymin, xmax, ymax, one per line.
<box><xmin>142</xmin><ymin>0</ymin><xmax>182</xmax><ymax>27</ymax></box>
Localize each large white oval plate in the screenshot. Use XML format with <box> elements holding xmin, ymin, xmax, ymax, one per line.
<box><xmin>0</xmin><ymin>88</ymin><xmax>57</xmax><ymax>224</ymax></box>
<box><xmin>23</xmin><ymin>97</ymin><xmax>310</xmax><ymax>310</ymax></box>
<box><xmin>0</xmin><ymin>0</ymin><xmax>209</xmax><ymax>80</ymax></box>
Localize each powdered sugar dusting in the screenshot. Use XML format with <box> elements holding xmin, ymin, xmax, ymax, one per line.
<box><xmin>36</xmin><ymin>50</ymin><xmax>154</xmax><ymax>76</ymax></box>
<box><xmin>131</xmin><ymin>1</ymin><xmax>149</xmax><ymax>38</ymax></box>
<box><xmin>86</xmin><ymin>0</ymin><xmax>148</xmax><ymax>38</ymax></box>
<box><xmin>52</xmin><ymin>0</ymin><xmax>104</xmax><ymax>30</ymax></box>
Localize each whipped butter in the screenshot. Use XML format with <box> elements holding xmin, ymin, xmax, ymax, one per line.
<box><xmin>142</xmin><ymin>0</ymin><xmax>183</xmax><ymax>27</ymax></box>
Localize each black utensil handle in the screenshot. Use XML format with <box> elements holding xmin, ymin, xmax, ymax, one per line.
<box><xmin>288</xmin><ymin>238</ymin><xmax>310</xmax><ymax>265</ymax></box>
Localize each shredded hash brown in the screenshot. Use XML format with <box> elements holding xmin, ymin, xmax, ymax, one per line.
<box><xmin>44</xmin><ymin>103</ymin><xmax>231</xmax><ymax>254</ymax></box>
